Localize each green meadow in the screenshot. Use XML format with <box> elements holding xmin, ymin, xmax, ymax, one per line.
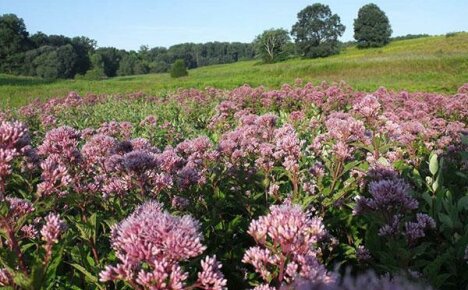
<box><xmin>1</xmin><ymin>33</ymin><xmax>467</xmax><ymax>108</ymax></box>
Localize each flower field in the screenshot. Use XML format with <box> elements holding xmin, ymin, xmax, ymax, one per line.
<box><xmin>0</xmin><ymin>81</ymin><xmax>467</xmax><ymax>289</ymax></box>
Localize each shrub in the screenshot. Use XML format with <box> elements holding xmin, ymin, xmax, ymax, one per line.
<box><xmin>170</xmin><ymin>59</ymin><xmax>188</xmax><ymax>78</ymax></box>
<box><xmin>75</xmin><ymin>68</ymin><xmax>106</xmax><ymax>80</ymax></box>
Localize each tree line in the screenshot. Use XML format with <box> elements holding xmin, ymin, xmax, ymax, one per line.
<box><xmin>1</xmin><ymin>3</ymin><xmax>399</xmax><ymax>79</ymax></box>
<box><xmin>0</xmin><ymin>13</ymin><xmax>255</xmax><ymax>79</ymax></box>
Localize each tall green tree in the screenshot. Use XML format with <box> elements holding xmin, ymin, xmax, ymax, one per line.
<box><xmin>354</xmin><ymin>3</ymin><xmax>392</xmax><ymax>48</ymax></box>
<box><xmin>253</xmin><ymin>28</ymin><xmax>292</xmax><ymax>63</ymax></box>
<box><xmin>70</xmin><ymin>36</ymin><xmax>96</xmax><ymax>75</ymax></box>
<box><xmin>291</xmin><ymin>3</ymin><xmax>345</xmax><ymax>58</ymax></box>
<box><xmin>0</xmin><ymin>14</ymin><xmax>31</xmax><ymax>72</ymax></box>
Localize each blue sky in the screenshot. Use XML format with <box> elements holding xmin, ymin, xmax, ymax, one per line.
<box><xmin>1</xmin><ymin>0</ymin><xmax>467</xmax><ymax>50</ymax></box>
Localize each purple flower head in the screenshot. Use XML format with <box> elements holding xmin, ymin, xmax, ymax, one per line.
<box><xmin>353</xmin><ymin>95</ymin><xmax>381</xmax><ymax>119</ymax></box>
<box><xmin>37</xmin><ymin>126</ymin><xmax>81</xmax><ymax>162</ymax></box>
<box><xmin>113</xmin><ymin>140</ymin><xmax>134</xmax><ymax>154</ymax></box>
<box><xmin>111</xmin><ymin>200</ymin><xmax>205</xmax><ymax>263</ymax></box>
<box><xmin>405</xmin><ymin>213</ymin><xmax>436</xmax><ymax>243</ymax></box>
<box><xmin>333</xmin><ymin>141</ymin><xmax>352</xmax><ymax>160</ymax></box>
<box><xmin>309</xmin><ymin>162</ymin><xmax>325</xmax><ymax>178</ymax></box>
<box><xmin>98</xmin><ymin>121</ymin><xmax>133</xmax><ymax>139</ymax></box>
<box><xmin>273</xmin><ymin>124</ymin><xmax>302</xmax><ymax>173</ymax></box>
<box><xmin>130</xmin><ymin>138</ymin><xmax>156</xmax><ymax>152</ymax></box>
<box><xmin>100</xmin><ymin>200</ymin><xmax>208</xmax><ymax>288</ymax></box>
<box><xmin>243</xmin><ymin>202</ymin><xmax>333</xmax><ymax>286</ymax></box>
<box><xmin>156</xmin><ymin>148</ymin><xmax>184</xmax><ymax>173</ymax></box>
<box><xmin>140</xmin><ymin>115</ymin><xmax>157</xmax><ymax>127</ymax></box>
<box><xmin>378</xmin><ymin>214</ymin><xmax>402</xmax><ymax>237</ymax></box>
<box><xmin>21</xmin><ymin>224</ymin><xmax>38</xmax><ymax>239</ymax></box>
<box><xmin>366</xmin><ymin>178</ymin><xmax>418</xmax><ymax>213</ymax></box>
<box><xmin>41</xmin><ymin>213</ymin><xmax>67</xmax><ymax>245</ymax></box>
<box><xmin>0</xmin><ymin>149</ymin><xmax>15</xmax><ymax>190</ymax></box>
<box><xmin>356</xmin><ymin>245</ymin><xmax>372</xmax><ymax>263</ymax></box>
<box><xmin>104</xmin><ymin>154</ymin><xmax>125</xmax><ymax>172</ymax></box>
<box><xmin>4</xmin><ymin>197</ymin><xmax>34</xmax><ymax>220</ymax></box>
<box><xmin>197</xmin><ymin>255</ymin><xmax>227</xmax><ymax>290</ymax></box>
<box><xmin>122</xmin><ymin>150</ymin><xmax>157</xmax><ymax>173</ymax></box>
<box><xmin>325</xmin><ymin>113</ymin><xmax>366</xmax><ymax>143</ymax></box>
<box><xmin>81</xmin><ymin>134</ymin><xmax>117</xmax><ymax>167</ymax></box>
<box><xmin>171</xmin><ymin>195</ymin><xmax>190</xmax><ymax>210</ymax></box>
<box><xmin>37</xmin><ymin>155</ymin><xmax>72</xmax><ymax>197</ymax></box>
<box><xmin>102</xmin><ymin>177</ymin><xmax>130</xmax><ymax>198</ymax></box>
<box><xmin>367</xmin><ymin>165</ymin><xmax>399</xmax><ymax>182</ymax></box>
<box><xmin>0</xmin><ymin>121</ymin><xmax>29</xmax><ymax>152</ymax></box>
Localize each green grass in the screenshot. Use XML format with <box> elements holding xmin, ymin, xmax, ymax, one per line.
<box><xmin>1</xmin><ymin>33</ymin><xmax>467</xmax><ymax>108</ymax></box>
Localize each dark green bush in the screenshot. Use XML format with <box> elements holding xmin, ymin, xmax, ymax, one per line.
<box><xmin>170</xmin><ymin>59</ymin><xmax>188</xmax><ymax>78</ymax></box>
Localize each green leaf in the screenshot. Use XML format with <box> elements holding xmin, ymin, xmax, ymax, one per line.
<box><xmin>432</xmin><ymin>172</ymin><xmax>443</xmax><ymax>192</ymax></box>
<box><xmin>31</xmin><ymin>263</ymin><xmax>45</xmax><ymax>290</ymax></box>
<box><xmin>89</xmin><ymin>213</ymin><xmax>98</xmax><ymax>242</ymax></box>
<box><xmin>342</xmin><ymin>160</ymin><xmax>360</xmax><ymax>175</ymax></box>
<box><xmin>433</xmin><ymin>273</ymin><xmax>453</xmax><ymax>289</ymax></box>
<box><xmin>429</xmin><ymin>153</ymin><xmax>439</xmax><ymax>175</ymax></box>
<box><xmin>438</xmin><ymin>213</ymin><xmax>453</xmax><ymax>229</ymax></box>
<box><xmin>45</xmin><ymin>246</ymin><xmax>64</xmax><ymax>286</ymax></box>
<box><xmin>69</xmin><ymin>263</ymin><xmax>100</xmax><ymax>285</ymax></box>
<box><xmin>13</xmin><ymin>272</ymin><xmax>32</xmax><ymax>289</ymax></box>
<box><xmin>457</xmin><ymin>196</ymin><xmax>468</xmax><ymax>211</ymax></box>
<box><xmin>75</xmin><ymin>222</ymin><xmax>92</xmax><ymax>241</ymax></box>
<box><xmin>422</xmin><ymin>192</ymin><xmax>433</xmax><ymax>207</ymax></box>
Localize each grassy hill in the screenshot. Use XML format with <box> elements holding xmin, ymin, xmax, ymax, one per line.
<box><xmin>1</xmin><ymin>33</ymin><xmax>467</xmax><ymax>108</ymax></box>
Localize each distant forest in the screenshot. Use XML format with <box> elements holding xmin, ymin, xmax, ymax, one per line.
<box><xmin>0</xmin><ymin>14</ymin><xmax>255</xmax><ymax>79</ymax></box>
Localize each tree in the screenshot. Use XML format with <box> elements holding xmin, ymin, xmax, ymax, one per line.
<box><xmin>0</xmin><ymin>14</ymin><xmax>31</xmax><ymax>72</ymax></box>
<box><xmin>93</xmin><ymin>47</ymin><xmax>124</xmax><ymax>77</ymax></box>
<box><xmin>30</xmin><ymin>32</ymin><xmax>49</xmax><ymax>48</ymax></box>
<box><xmin>117</xmin><ymin>53</ymin><xmax>148</xmax><ymax>76</ymax></box>
<box><xmin>70</xmin><ymin>36</ymin><xmax>96</xmax><ymax>75</ymax></box>
<box><xmin>291</xmin><ymin>3</ymin><xmax>345</xmax><ymax>58</ymax></box>
<box><xmin>170</xmin><ymin>59</ymin><xmax>188</xmax><ymax>78</ymax></box>
<box><xmin>149</xmin><ymin>61</ymin><xmax>170</xmax><ymax>73</ymax></box>
<box><xmin>33</xmin><ymin>45</ymin><xmax>78</xmax><ymax>79</ymax></box>
<box><xmin>354</xmin><ymin>3</ymin><xmax>392</xmax><ymax>48</ymax></box>
<box><xmin>253</xmin><ymin>28</ymin><xmax>292</xmax><ymax>63</ymax></box>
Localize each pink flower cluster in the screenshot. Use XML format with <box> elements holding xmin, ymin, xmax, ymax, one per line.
<box><xmin>100</xmin><ymin>200</ymin><xmax>226</xmax><ymax>289</ymax></box>
<box><xmin>0</xmin><ymin>121</ymin><xmax>30</xmax><ymax>193</ymax></box>
<box><xmin>243</xmin><ymin>202</ymin><xmax>335</xmax><ymax>288</ymax></box>
<box><xmin>218</xmin><ymin>113</ymin><xmax>302</xmax><ymax>189</ymax></box>
<box><xmin>40</xmin><ymin>213</ymin><xmax>67</xmax><ymax>262</ymax></box>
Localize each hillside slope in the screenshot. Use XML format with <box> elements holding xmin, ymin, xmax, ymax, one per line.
<box><xmin>1</xmin><ymin>33</ymin><xmax>467</xmax><ymax>108</ymax></box>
